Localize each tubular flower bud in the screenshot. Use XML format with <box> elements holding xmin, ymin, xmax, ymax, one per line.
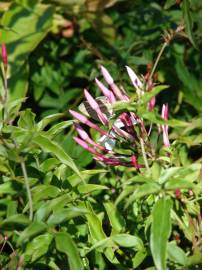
<box><xmin>1</xmin><ymin>44</ymin><xmax>7</xmax><ymax>70</ymax></box>
<box><xmin>161</xmin><ymin>103</ymin><xmax>170</xmax><ymax>147</ymax></box>
<box><xmin>84</xmin><ymin>89</ymin><xmax>108</xmax><ymax>125</ymax></box>
<box><xmin>95</xmin><ymin>78</ymin><xmax>116</xmax><ymax>103</ymax></box>
<box><xmin>148</xmin><ymin>96</ymin><xmax>156</xmax><ymax>111</ymax></box>
<box><xmin>100</xmin><ymin>65</ymin><xmax>114</xmax><ymax>85</ymax></box>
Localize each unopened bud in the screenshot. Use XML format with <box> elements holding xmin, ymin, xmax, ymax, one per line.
<box><xmin>175</xmin><ymin>188</ymin><xmax>181</xmax><ymax>199</ymax></box>
<box><xmin>1</xmin><ymin>43</ymin><xmax>7</xmax><ymax>70</ymax></box>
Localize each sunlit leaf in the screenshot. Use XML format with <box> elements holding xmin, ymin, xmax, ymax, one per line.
<box><xmin>150</xmin><ymin>197</ymin><xmax>172</xmax><ymax>270</ymax></box>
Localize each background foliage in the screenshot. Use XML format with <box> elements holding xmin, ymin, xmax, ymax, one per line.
<box><xmin>0</xmin><ymin>0</ymin><xmax>201</xmax><ymax>269</ymax></box>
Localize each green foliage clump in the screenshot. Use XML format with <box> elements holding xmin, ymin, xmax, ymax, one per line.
<box><xmin>0</xmin><ymin>0</ymin><xmax>201</xmax><ymax>269</ymax></box>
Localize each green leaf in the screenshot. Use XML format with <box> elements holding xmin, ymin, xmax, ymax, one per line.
<box><xmin>0</xmin><ymin>3</ymin><xmax>54</xmax><ymax>99</ymax></box>
<box><xmin>112</xmin><ymin>234</ymin><xmax>144</xmax><ymax>250</ymax></box>
<box><xmin>47</xmin><ymin>207</ymin><xmax>87</xmax><ymax>225</ymax></box>
<box><xmin>86</xmin><ymin>204</ymin><xmax>107</xmax><ymax>242</ymax></box>
<box><xmin>182</xmin><ymin>0</ymin><xmax>197</xmax><ymax>48</ymax></box>
<box><xmin>78</xmin><ymin>184</ymin><xmax>108</xmax><ymax>194</ymax></box>
<box><xmin>1</xmin><ymin>214</ymin><xmax>30</xmax><ymax>226</ymax></box>
<box><xmin>32</xmin><ymin>185</ymin><xmax>60</xmax><ymax>202</ymax></box>
<box><xmin>40</xmin><ymin>158</ymin><xmax>60</xmax><ymax>172</ymax></box>
<box><xmin>127</xmin><ymin>183</ymin><xmax>160</xmax><ymax>205</ymax></box>
<box><xmin>0</xmin><ymin>181</ymin><xmax>20</xmax><ymax>195</ymax></box>
<box><xmin>141</xmin><ymin>85</ymin><xmax>169</xmax><ymax>104</ymax></box>
<box><xmin>35</xmin><ymin>194</ymin><xmax>72</xmax><ymax>222</ymax></box>
<box><xmin>187</xmin><ymin>253</ymin><xmax>202</xmax><ymax>266</ymax></box>
<box><xmin>55</xmin><ymin>232</ymin><xmax>84</xmax><ymax>270</ymax></box>
<box><xmin>68</xmin><ymin>169</ymin><xmax>107</xmax><ymax>187</ymax></box>
<box><xmin>85</xmin><ymin>203</ymin><xmax>119</xmax><ymax>264</ymax></box>
<box><xmin>165</xmin><ymin>178</ymin><xmax>194</xmax><ymax>190</ymax></box>
<box><xmin>25</xmin><ymin>233</ymin><xmax>53</xmax><ymax>262</ymax></box>
<box><xmin>33</xmin><ymin>134</ymin><xmax>82</xmax><ymax>179</ymax></box>
<box><xmin>164</xmin><ymin>0</ymin><xmax>176</xmax><ymax>9</ymax></box>
<box><xmin>158</xmin><ymin>167</ymin><xmax>181</xmax><ymax>184</ymax></box>
<box><xmin>18</xmin><ymin>109</ymin><xmax>36</xmax><ymax>130</ymax></box>
<box><xmin>37</xmin><ymin>113</ymin><xmax>65</xmax><ymax>131</ymax></box>
<box><xmin>104</xmin><ymin>202</ymin><xmax>125</xmax><ymax>234</ymax></box>
<box><xmin>7</xmin><ymin>98</ymin><xmax>26</xmax><ymax>120</ymax></box>
<box><xmin>175</xmin><ymin>57</ymin><xmax>202</xmax><ymax>111</ymax></box>
<box><xmin>132</xmin><ymin>250</ymin><xmax>147</xmax><ymax>269</ymax></box>
<box><xmin>85</xmin><ymin>238</ymin><xmax>113</xmax><ymax>255</ymax></box>
<box><xmin>17</xmin><ymin>221</ymin><xmax>47</xmax><ymax>244</ymax></box>
<box><xmin>167</xmin><ymin>242</ymin><xmax>187</xmax><ymax>266</ymax></box>
<box><xmin>150</xmin><ymin>197</ymin><xmax>172</xmax><ymax>270</ymax></box>
<box><xmin>46</xmin><ymin>121</ymin><xmax>73</xmax><ymax>137</ymax></box>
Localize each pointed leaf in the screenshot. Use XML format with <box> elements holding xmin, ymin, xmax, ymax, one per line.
<box><xmin>150</xmin><ymin>197</ymin><xmax>172</xmax><ymax>270</ymax></box>
<box><xmin>33</xmin><ymin>134</ymin><xmax>82</xmax><ymax>179</ymax></box>
<box><xmin>55</xmin><ymin>232</ymin><xmax>84</xmax><ymax>270</ymax></box>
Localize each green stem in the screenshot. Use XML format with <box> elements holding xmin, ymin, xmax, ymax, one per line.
<box><xmin>140</xmin><ymin>137</ymin><xmax>150</xmax><ymax>172</ymax></box>
<box><xmin>2</xmin><ymin>70</ymin><xmax>8</xmax><ymax>122</ymax></box>
<box><xmin>149</xmin><ymin>42</ymin><xmax>167</xmax><ymax>82</ymax></box>
<box><xmin>20</xmin><ymin>160</ymin><xmax>33</xmax><ymax>221</ymax></box>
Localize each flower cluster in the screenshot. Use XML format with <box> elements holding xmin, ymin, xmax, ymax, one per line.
<box><xmin>70</xmin><ymin>66</ymin><xmax>170</xmax><ymax>168</ymax></box>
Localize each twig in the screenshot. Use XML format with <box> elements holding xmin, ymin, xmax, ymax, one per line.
<box><xmin>140</xmin><ymin>137</ymin><xmax>150</xmax><ymax>172</ymax></box>
<box><xmin>20</xmin><ymin>160</ymin><xmax>33</xmax><ymax>221</ymax></box>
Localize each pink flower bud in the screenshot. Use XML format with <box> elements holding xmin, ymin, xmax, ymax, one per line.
<box><xmin>95</xmin><ymin>78</ymin><xmax>116</xmax><ymax>103</ymax></box>
<box><xmin>69</xmin><ymin>110</ymin><xmax>108</xmax><ymax>136</ymax></box>
<box><xmin>1</xmin><ymin>44</ymin><xmax>7</xmax><ymax>68</ymax></box>
<box><xmin>74</xmin><ymin>123</ymin><xmax>107</xmax><ymax>151</ymax></box>
<box><xmin>175</xmin><ymin>188</ymin><xmax>181</xmax><ymax>199</ymax></box>
<box><xmin>131</xmin><ymin>155</ymin><xmax>144</xmax><ymax>169</ymax></box>
<box><xmin>84</xmin><ymin>89</ymin><xmax>108</xmax><ymax>124</ymax></box>
<box><xmin>161</xmin><ymin>103</ymin><xmax>170</xmax><ymax>147</ymax></box>
<box><xmin>74</xmin><ymin>136</ymin><xmax>101</xmax><ymax>156</ymax></box>
<box><xmin>126</xmin><ymin>66</ymin><xmax>142</xmax><ymax>88</ymax></box>
<box><xmin>148</xmin><ymin>96</ymin><xmax>156</xmax><ymax>111</ymax></box>
<box><xmin>100</xmin><ymin>65</ymin><xmax>114</xmax><ymax>85</ymax></box>
<box><xmin>161</xmin><ymin>103</ymin><xmax>169</xmax><ymax>120</ymax></box>
<box><xmin>126</xmin><ymin>66</ymin><xmax>143</xmax><ymax>97</ymax></box>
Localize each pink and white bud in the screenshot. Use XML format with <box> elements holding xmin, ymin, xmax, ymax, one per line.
<box><xmin>161</xmin><ymin>103</ymin><xmax>169</xmax><ymax>120</ymax></box>
<box><xmin>74</xmin><ymin>123</ymin><xmax>107</xmax><ymax>151</ymax></box>
<box><xmin>148</xmin><ymin>96</ymin><xmax>156</xmax><ymax>111</ymax></box>
<box><xmin>1</xmin><ymin>44</ymin><xmax>7</xmax><ymax>67</ymax></box>
<box><xmin>126</xmin><ymin>66</ymin><xmax>143</xmax><ymax>97</ymax></box>
<box><xmin>95</xmin><ymin>78</ymin><xmax>116</xmax><ymax>103</ymax></box>
<box><xmin>131</xmin><ymin>155</ymin><xmax>144</xmax><ymax>169</ymax></box>
<box><xmin>84</xmin><ymin>89</ymin><xmax>108</xmax><ymax>124</ymax></box>
<box><xmin>74</xmin><ymin>137</ymin><xmax>101</xmax><ymax>156</ymax></box>
<box><xmin>161</xmin><ymin>103</ymin><xmax>170</xmax><ymax>147</ymax></box>
<box><xmin>100</xmin><ymin>65</ymin><xmax>114</xmax><ymax>85</ymax></box>
<box><xmin>69</xmin><ymin>110</ymin><xmax>108</xmax><ymax>136</ymax></box>
<box><xmin>126</xmin><ymin>66</ymin><xmax>142</xmax><ymax>88</ymax></box>
<box><xmin>110</xmin><ymin>83</ymin><xmax>127</xmax><ymax>101</ymax></box>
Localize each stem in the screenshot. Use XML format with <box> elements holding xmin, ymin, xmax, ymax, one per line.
<box><xmin>140</xmin><ymin>137</ymin><xmax>150</xmax><ymax>172</ymax></box>
<box><xmin>149</xmin><ymin>42</ymin><xmax>167</xmax><ymax>82</ymax></box>
<box><xmin>20</xmin><ymin>160</ymin><xmax>33</xmax><ymax>221</ymax></box>
<box><xmin>2</xmin><ymin>69</ymin><xmax>8</xmax><ymax>122</ymax></box>
<box><xmin>0</xmin><ymin>237</ymin><xmax>7</xmax><ymax>253</ymax></box>
<box><xmin>3</xmin><ymin>72</ymin><xmax>8</xmax><ymax>103</ymax></box>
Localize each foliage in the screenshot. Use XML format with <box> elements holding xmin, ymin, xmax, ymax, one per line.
<box><xmin>0</xmin><ymin>0</ymin><xmax>202</xmax><ymax>269</ymax></box>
